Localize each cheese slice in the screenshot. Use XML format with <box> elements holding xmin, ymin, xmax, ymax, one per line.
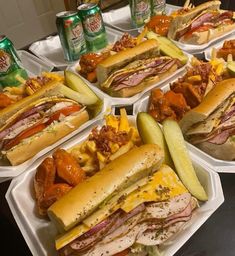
<box><xmin>83</xmin><ymin>176</ymin><xmax>149</xmax><ymax>228</ymax></box>
<box><xmin>56</xmin><ymin>223</ymin><xmax>89</xmax><ymax>250</ymax></box>
<box><xmin>120</xmin><ymin>164</ymin><xmax>188</xmax><ymax>212</ymax></box>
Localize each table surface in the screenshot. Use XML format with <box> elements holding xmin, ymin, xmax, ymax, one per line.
<box><xmin>1</xmin><ymin>2</ymin><xmax>235</xmax><ymax>256</ymax></box>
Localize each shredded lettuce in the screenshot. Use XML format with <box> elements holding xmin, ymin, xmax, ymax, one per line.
<box><xmin>130</xmin><ymin>244</ymin><xmax>162</xmax><ymax>256</ymax></box>
<box><xmin>145</xmin><ymin>246</ymin><xmax>162</xmax><ymax>256</ymax></box>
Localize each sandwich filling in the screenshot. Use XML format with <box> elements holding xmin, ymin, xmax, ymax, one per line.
<box><xmin>175</xmin><ymin>10</ymin><xmax>234</xmax><ymax>41</ymax></box>
<box><xmin>186</xmin><ymin>94</ymin><xmax>235</xmax><ymax>145</ymax></box>
<box><xmin>56</xmin><ymin>165</ymin><xmax>198</xmax><ymax>256</ymax></box>
<box><xmin>102</xmin><ymin>57</ymin><xmax>181</xmax><ymax>92</ymax></box>
<box><xmin>0</xmin><ymin>97</ymin><xmax>85</xmax><ymax>152</ymax></box>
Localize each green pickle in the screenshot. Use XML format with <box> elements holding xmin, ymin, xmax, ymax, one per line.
<box><xmin>0</xmin><ymin>35</ymin><xmax>28</xmax><ymax>88</ymax></box>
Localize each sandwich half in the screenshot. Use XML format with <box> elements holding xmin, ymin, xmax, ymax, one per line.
<box><xmin>168</xmin><ymin>1</ymin><xmax>235</xmax><ymax>45</ymax></box>
<box><xmin>0</xmin><ymin>82</ymin><xmax>92</xmax><ymax>165</ymax></box>
<box><xmin>180</xmin><ymin>78</ymin><xmax>235</xmax><ymax>160</ymax></box>
<box><xmin>48</xmin><ymin>144</ymin><xmax>198</xmax><ymax>256</ymax></box>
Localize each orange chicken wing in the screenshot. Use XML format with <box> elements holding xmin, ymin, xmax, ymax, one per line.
<box><xmin>34</xmin><ymin>157</ymin><xmax>56</xmax><ymax>202</ymax></box>
<box><xmin>53</xmin><ymin>149</ymin><xmax>85</xmax><ymax>186</ymax></box>
<box><xmin>40</xmin><ymin>183</ymin><xmax>72</xmax><ymax>211</ymax></box>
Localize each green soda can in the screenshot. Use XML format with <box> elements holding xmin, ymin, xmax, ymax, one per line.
<box><xmin>0</xmin><ymin>35</ymin><xmax>28</xmax><ymax>88</ymax></box>
<box><xmin>129</xmin><ymin>0</ymin><xmax>151</xmax><ymax>28</ymax></box>
<box><xmin>78</xmin><ymin>3</ymin><xmax>107</xmax><ymax>52</ymax></box>
<box><xmin>56</xmin><ymin>11</ymin><xmax>87</xmax><ymax>62</ymax></box>
<box><xmin>151</xmin><ymin>0</ymin><xmax>166</xmax><ymax>15</ymax></box>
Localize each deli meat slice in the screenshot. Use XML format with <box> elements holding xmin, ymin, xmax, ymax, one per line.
<box><xmin>208</xmin><ymin>126</ymin><xmax>235</xmax><ymax>145</ymax></box>
<box><xmin>136</xmin><ymin>221</ymin><xmax>186</xmax><ymax>246</ymax></box>
<box><xmin>190</xmin><ymin>12</ymin><xmax>215</xmax><ymax>30</ymax></box>
<box><xmin>145</xmin><ymin>193</ymin><xmax>191</xmax><ymax>219</ymax></box>
<box><xmin>113</xmin><ymin>59</ymin><xmax>177</xmax><ymax>91</ymax></box>
<box><xmin>79</xmin><ymin>194</ymin><xmax>197</xmax><ymax>256</ymax></box>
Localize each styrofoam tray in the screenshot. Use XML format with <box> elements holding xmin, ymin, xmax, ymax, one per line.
<box><xmin>0</xmin><ymin>87</ymin><xmax>110</xmax><ymax>180</ymax></box>
<box><xmin>133</xmin><ymin>82</ymin><xmax>235</xmax><ymax>173</ymax></box>
<box><xmin>174</xmin><ymin>29</ymin><xmax>235</xmax><ymax>55</ymax></box>
<box><xmin>6</xmin><ymin>115</ymin><xmax>224</xmax><ymax>256</ymax></box>
<box><xmin>205</xmin><ymin>33</ymin><xmax>235</xmax><ymax>61</ymax></box>
<box><xmin>17</xmin><ymin>50</ymin><xmax>53</xmax><ymax>77</ymax></box>
<box><xmin>29</xmin><ymin>27</ymin><xmax>124</xmax><ymax>70</ymax></box>
<box><xmin>68</xmin><ymin>53</ymin><xmax>191</xmax><ymax>107</ymax></box>
<box><xmin>102</xmin><ymin>4</ymin><xmax>180</xmax><ymax>35</ymax></box>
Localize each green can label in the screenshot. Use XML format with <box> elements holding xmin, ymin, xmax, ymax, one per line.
<box><xmin>65</xmin><ymin>21</ymin><xmax>86</xmax><ymax>54</ymax></box>
<box><xmin>84</xmin><ymin>13</ymin><xmax>103</xmax><ymax>35</ymax></box>
<box><xmin>130</xmin><ymin>0</ymin><xmax>151</xmax><ymax>27</ymax></box>
<box><xmin>0</xmin><ymin>50</ymin><xmax>12</xmax><ymax>74</ymax></box>
<box><xmin>151</xmin><ymin>0</ymin><xmax>166</xmax><ymax>15</ymax></box>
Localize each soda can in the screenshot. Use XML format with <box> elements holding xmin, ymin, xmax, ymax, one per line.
<box><xmin>151</xmin><ymin>0</ymin><xmax>166</xmax><ymax>16</ymax></box>
<box><xmin>56</xmin><ymin>11</ymin><xmax>87</xmax><ymax>62</ymax></box>
<box><xmin>0</xmin><ymin>35</ymin><xmax>28</xmax><ymax>87</ymax></box>
<box><xmin>129</xmin><ymin>0</ymin><xmax>151</xmax><ymax>28</ymax></box>
<box><xmin>78</xmin><ymin>3</ymin><xmax>107</xmax><ymax>52</ymax></box>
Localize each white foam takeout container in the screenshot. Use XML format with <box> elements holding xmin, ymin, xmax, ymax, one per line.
<box><xmin>133</xmin><ymin>80</ymin><xmax>235</xmax><ymax>173</ymax></box>
<box><xmin>102</xmin><ymin>4</ymin><xmax>180</xmax><ymax>35</ymax></box>
<box><xmin>68</xmin><ymin>52</ymin><xmax>192</xmax><ymax>107</ymax></box>
<box><xmin>204</xmin><ymin>33</ymin><xmax>235</xmax><ymax>61</ymax></box>
<box><xmin>174</xmin><ymin>29</ymin><xmax>235</xmax><ymax>55</ymax></box>
<box><xmin>29</xmin><ymin>27</ymin><xmax>124</xmax><ymax>70</ymax></box>
<box><xmin>17</xmin><ymin>50</ymin><xmax>54</xmax><ymax>77</ymax></box>
<box><xmin>5</xmin><ymin>115</ymin><xmax>224</xmax><ymax>256</ymax></box>
<box><xmin>0</xmin><ymin>86</ymin><xmax>110</xmax><ymax>181</ymax></box>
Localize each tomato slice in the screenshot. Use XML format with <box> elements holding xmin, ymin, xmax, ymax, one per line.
<box><xmin>46</xmin><ymin>105</ymin><xmax>81</xmax><ymax>125</ymax></box>
<box><xmin>3</xmin><ymin>104</ymin><xmax>81</xmax><ymax>150</ymax></box>
<box><xmin>4</xmin><ymin>123</ymin><xmax>46</xmax><ymax>150</ymax></box>
<box><xmin>183</xmin><ymin>24</ymin><xmax>214</xmax><ymax>39</ymax></box>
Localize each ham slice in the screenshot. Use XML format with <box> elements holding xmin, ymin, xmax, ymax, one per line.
<box><xmin>61</xmin><ymin>204</ymin><xmax>145</xmax><ymax>256</ymax></box>
<box><xmin>113</xmin><ymin>59</ymin><xmax>177</xmax><ymax>91</ymax></box>
<box><xmin>208</xmin><ymin>126</ymin><xmax>235</xmax><ymax>144</ymax></box>
<box><xmin>177</xmin><ymin>11</ymin><xmax>234</xmax><ymax>40</ymax></box>
<box><xmin>0</xmin><ymin>113</ymin><xmax>41</xmax><ymax>141</ymax></box>
<box><xmin>190</xmin><ymin>12</ymin><xmax>215</xmax><ymax>30</ymax></box>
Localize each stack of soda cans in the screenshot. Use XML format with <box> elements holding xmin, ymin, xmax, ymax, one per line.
<box><xmin>129</xmin><ymin>0</ymin><xmax>166</xmax><ymax>28</ymax></box>
<box><xmin>56</xmin><ymin>3</ymin><xmax>107</xmax><ymax>62</ymax></box>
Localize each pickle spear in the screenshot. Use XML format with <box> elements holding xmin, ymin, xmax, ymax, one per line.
<box><xmin>162</xmin><ymin>119</ymin><xmax>208</xmax><ymax>201</ymax></box>
<box><xmin>65</xmin><ymin>70</ymin><xmax>103</xmax><ymax>117</ymax></box>
<box><xmin>137</xmin><ymin>112</ymin><xmax>174</xmax><ymax>168</ymax></box>
<box><xmin>146</xmin><ymin>31</ymin><xmax>188</xmax><ymax>65</ymax></box>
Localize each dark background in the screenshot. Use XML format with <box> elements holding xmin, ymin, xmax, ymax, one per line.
<box><xmin>1</xmin><ymin>0</ymin><xmax>235</xmax><ymax>255</ymax></box>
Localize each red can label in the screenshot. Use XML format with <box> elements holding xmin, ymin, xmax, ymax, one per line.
<box><xmin>0</xmin><ymin>50</ymin><xmax>11</xmax><ymax>73</ymax></box>
<box><xmin>84</xmin><ymin>13</ymin><xmax>102</xmax><ymax>34</ymax></box>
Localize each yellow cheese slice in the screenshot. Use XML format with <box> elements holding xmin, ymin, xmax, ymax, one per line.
<box><xmin>56</xmin><ymin>223</ymin><xmax>89</xmax><ymax>250</ymax></box>
<box><xmin>120</xmin><ymin>164</ymin><xmax>188</xmax><ymax>212</ymax></box>
<box><xmin>83</xmin><ymin>176</ymin><xmax>149</xmax><ymax>228</ymax></box>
